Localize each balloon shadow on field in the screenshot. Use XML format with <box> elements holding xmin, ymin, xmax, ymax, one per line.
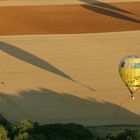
<box><xmin>0</xmin><ymin>41</ymin><xmax>96</xmax><ymax>92</ymax></box>
<box><xmin>80</xmin><ymin>0</ymin><xmax>140</xmax><ymax>24</ymax></box>
<box><xmin>0</xmin><ymin>88</ymin><xmax>140</xmax><ymax>126</ymax></box>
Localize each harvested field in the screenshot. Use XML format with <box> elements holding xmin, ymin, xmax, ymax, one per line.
<box><xmin>0</xmin><ymin>0</ymin><xmax>140</xmax><ymax>126</ymax></box>
<box><xmin>0</xmin><ymin>2</ymin><xmax>140</xmax><ymax>35</ymax></box>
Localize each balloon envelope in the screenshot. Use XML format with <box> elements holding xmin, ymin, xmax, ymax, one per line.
<box><xmin>119</xmin><ymin>55</ymin><xmax>140</xmax><ymax>93</ymax></box>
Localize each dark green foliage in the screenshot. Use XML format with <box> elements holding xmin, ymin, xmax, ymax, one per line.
<box><xmin>7</xmin><ymin>120</ymin><xmax>92</xmax><ymax>140</ymax></box>
<box><xmin>106</xmin><ymin>133</ymin><xmax>119</xmax><ymax>140</ymax></box>
<box><xmin>9</xmin><ymin>120</ymin><xmax>39</xmax><ymax>140</ymax></box>
<box><xmin>31</xmin><ymin>134</ymin><xmax>46</xmax><ymax>140</ymax></box>
<box><xmin>36</xmin><ymin>123</ymin><xmax>93</xmax><ymax>140</ymax></box>
<box><xmin>0</xmin><ymin>114</ymin><xmax>11</xmax><ymax>128</ymax></box>
<box><xmin>0</xmin><ymin>125</ymin><xmax>10</xmax><ymax>140</ymax></box>
<box><xmin>13</xmin><ymin>132</ymin><xmax>31</xmax><ymax>140</ymax></box>
<box><xmin>13</xmin><ymin>132</ymin><xmax>45</xmax><ymax>140</ymax></box>
<box><xmin>106</xmin><ymin>129</ymin><xmax>140</xmax><ymax>140</ymax></box>
<box><xmin>2</xmin><ymin>113</ymin><xmax>140</xmax><ymax>140</ymax></box>
<box><xmin>9</xmin><ymin>120</ymin><xmax>32</xmax><ymax>138</ymax></box>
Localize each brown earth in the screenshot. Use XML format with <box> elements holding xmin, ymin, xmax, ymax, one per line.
<box><xmin>0</xmin><ymin>2</ymin><xmax>140</xmax><ymax>126</ymax></box>
<box><xmin>0</xmin><ymin>31</ymin><xmax>140</xmax><ymax>125</ymax></box>
<box><xmin>0</xmin><ymin>2</ymin><xmax>140</xmax><ymax>35</ymax></box>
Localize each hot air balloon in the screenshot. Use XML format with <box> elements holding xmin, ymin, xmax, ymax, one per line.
<box><xmin>119</xmin><ymin>55</ymin><xmax>140</xmax><ymax>99</ymax></box>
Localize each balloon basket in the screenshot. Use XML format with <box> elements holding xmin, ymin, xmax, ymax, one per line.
<box><xmin>131</xmin><ymin>95</ymin><xmax>134</xmax><ymax>100</ymax></box>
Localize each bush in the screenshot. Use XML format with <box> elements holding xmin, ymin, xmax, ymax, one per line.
<box><xmin>9</xmin><ymin>120</ymin><xmax>38</xmax><ymax>139</ymax></box>
<box><xmin>35</xmin><ymin>123</ymin><xmax>93</xmax><ymax>140</ymax></box>
<box><xmin>16</xmin><ymin>120</ymin><xmax>34</xmax><ymax>133</ymax></box>
<box><xmin>0</xmin><ymin>125</ymin><xmax>10</xmax><ymax>140</ymax></box>
<box><xmin>106</xmin><ymin>129</ymin><xmax>140</xmax><ymax>140</ymax></box>
<box><xmin>0</xmin><ymin>114</ymin><xmax>10</xmax><ymax>128</ymax></box>
<box><xmin>13</xmin><ymin>133</ymin><xmax>45</xmax><ymax>140</ymax></box>
<box><xmin>106</xmin><ymin>133</ymin><xmax>119</xmax><ymax>140</ymax></box>
<box><xmin>31</xmin><ymin>134</ymin><xmax>46</xmax><ymax>140</ymax></box>
<box><xmin>14</xmin><ymin>132</ymin><xmax>31</xmax><ymax>140</ymax></box>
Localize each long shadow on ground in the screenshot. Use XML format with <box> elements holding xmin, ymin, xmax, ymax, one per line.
<box><xmin>81</xmin><ymin>0</ymin><xmax>133</xmax><ymax>14</ymax></box>
<box><xmin>0</xmin><ymin>88</ymin><xmax>140</xmax><ymax>125</ymax></box>
<box><xmin>80</xmin><ymin>0</ymin><xmax>140</xmax><ymax>23</ymax></box>
<box><xmin>0</xmin><ymin>41</ymin><xmax>96</xmax><ymax>91</ymax></box>
<box><xmin>0</xmin><ymin>42</ymin><xmax>72</xmax><ymax>81</ymax></box>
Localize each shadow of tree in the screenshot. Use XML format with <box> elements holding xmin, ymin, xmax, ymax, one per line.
<box><xmin>0</xmin><ymin>41</ymin><xmax>96</xmax><ymax>92</ymax></box>
<box><xmin>80</xmin><ymin>0</ymin><xmax>140</xmax><ymax>23</ymax></box>
<box><xmin>0</xmin><ymin>41</ymin><xmax>72</xmax><ymax>81</ymax></box>
<box><xmin>0</xmin><ymin>88</ymin><xmax>140</xmax><ymax>125</ymax></box>
<box><xmin>81</xmin><ymin>0</ymin><xmax>133</xmax><ymax>15</ymax></box>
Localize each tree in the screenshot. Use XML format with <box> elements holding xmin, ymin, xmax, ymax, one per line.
<box><xmin>0</xmin><ymin>125</ymin><xmax>10</xmax><ymax>140</ymax></box>
<box><xmin>14</xmin><ymin>132</ymin><xmax>32</xmax><ymax>140</ymax></box>
<box><xmin>106</xmin><ymin>129</ymin><xmax>140</xmax><ymax>140</ymax></box>
<box><xmin>0</xmin><ymin>114</ymin><xmax>10</xmax><ymax>128</ymax></box>
<box><xmin>9</xmin><ymin>120</ymin><xmax>37</xmax><ymax>139</ymax></box>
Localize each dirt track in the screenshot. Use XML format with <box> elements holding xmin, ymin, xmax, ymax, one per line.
<box><xmin>0</xmin><ymin>2</ymin><xmax>140</xmax><ymax>35</ymax></box>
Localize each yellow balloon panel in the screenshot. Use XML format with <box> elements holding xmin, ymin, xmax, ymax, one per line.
<box><xmin>119</xmin><ymin>67</ymin><xmax>140</xmax><ymax>93</ymax></box>
<box><xmin>125</xmin><ymin>58</ymin><xmax>140</xmax><ymax>63</ymax></box>
<box><xmin>119</xmin><ymin>56</ymin><xmax>140</xmax><ymax>93</ymax></box>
